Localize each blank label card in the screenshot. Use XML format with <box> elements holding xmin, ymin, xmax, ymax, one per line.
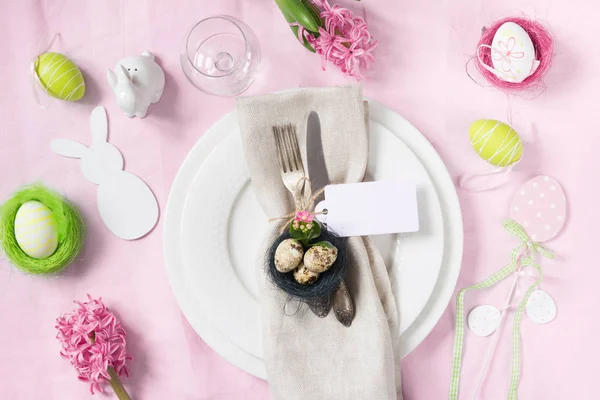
<box><xmin>315</xmin><ymin>180</ymin><xmax>419</xmax><ymax>237</ymax></box>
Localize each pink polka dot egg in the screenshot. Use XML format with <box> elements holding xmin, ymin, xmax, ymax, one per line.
<box><xmin>510</xmin><ymin>175</ymin><xmax>566</xmax><ymax>242</ymax></box>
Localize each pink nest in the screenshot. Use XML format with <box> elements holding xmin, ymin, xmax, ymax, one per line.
<box><xmin>56</xmin><ymin>295</ymin><xmax>131</xmax><ymax>394</ymax></box>
<box><xmin>476</xmin><ymin>17</ymin><xmax>554</xmax><ymax>91</ymax></box>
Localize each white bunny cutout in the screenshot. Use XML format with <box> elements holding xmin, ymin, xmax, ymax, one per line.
<box><xmin>51</xmin><ymin>106</ymin><xmax>159</xmax><ymax>240</ymax></box>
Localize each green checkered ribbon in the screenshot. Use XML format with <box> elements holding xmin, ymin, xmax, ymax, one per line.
<box><xmin>449</xmin><ymin>219</ymin><xmax>555</xmax><ymax>400</ymax></box>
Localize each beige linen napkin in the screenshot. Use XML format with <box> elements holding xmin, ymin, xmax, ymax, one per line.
<box><xmin>237</xmin><ymin>86</ymin><xmax>401</xmax><ymax>400</ymax></box>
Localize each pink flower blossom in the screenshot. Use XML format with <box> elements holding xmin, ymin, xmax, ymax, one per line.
<box><xmin>493</xmin><ymin>36</ymin><xmax>525</xmax><ymax>72</ymax></box>
<box><xmin>295</xmin><ymin>210</ymin><xmax>314</xmax><ymax>223</ymax></box>
<box><xmin>296</xmin><ymin>0</ymin><xmax>378</xmax><ymax>80</ymax></box>
<box><xmin>56</xmin><ymin>295</ymin><xmax>131</xmax><ymax>395</ymax></box>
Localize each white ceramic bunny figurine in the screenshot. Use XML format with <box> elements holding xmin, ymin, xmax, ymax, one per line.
<box><xmin>50</xmin><ymin>106</ymin><xmax>159</xmax><ymax>240</ymax></box>
<box><xmin>107</xmin><ymin>51</ymin><xmax>165</xmax><ymax>118</ymax></box>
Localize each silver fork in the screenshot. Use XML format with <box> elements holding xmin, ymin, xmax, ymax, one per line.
<box><xmin>273</xmin><ymin>124</ymin><xmax>305</xmax><ymax>193</ymax></box>
<box><xmin>273</xmin><ymin>123</ymin><xmax>332</xmax><ymax>318</ymax></box>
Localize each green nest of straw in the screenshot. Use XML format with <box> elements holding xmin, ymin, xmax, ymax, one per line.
<box><xmin>0</xmin><ymin>184</ymin><xmax>85</xmax><ymax>275</ymax></box>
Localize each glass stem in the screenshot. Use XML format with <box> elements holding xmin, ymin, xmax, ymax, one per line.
<box><xmin>108</xmin><ymin>367</ymin><xmax>131</xmax><ymax>400</ymax></box>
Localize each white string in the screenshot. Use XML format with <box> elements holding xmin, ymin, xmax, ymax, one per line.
<box><xmin>470</xmin><ymin>248</ymin><xmax>529</xmax><ymax>399</ymax></box>
<box><xmin>476</xmin><ymin>44</ymin><xmax>538</xmax><ymax>84</ymax></box>
<box><xmin>476</xmin><ymin>44</ymin><xmax>518</xmax><ymax>82</ymax></box>
<box><xmin>506</xmin><ymin>93</ymin><xmax>516</xmax><ymax>126</ymax></box>
<box><xmin>31</xmin><ymin>33</ymin><xmax>59</xmax><ymax>109</ymax></box>
<box><xmin>283</xmin><ymin>298</ymin><xmax>302</xmax><ymax>316</ymax></box>
<box><xmin>471</xmin><ymin>272</ymin><xmax>521</xmax><ymax>399</ymax></box>
<box><xmin>458</xmin><ymin>162</ymin><xmax>516</xmax><ymax>192</ymax></box>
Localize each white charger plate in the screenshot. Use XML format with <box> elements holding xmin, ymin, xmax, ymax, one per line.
<box><xmin>164</xmin><ymin>99</ymin><xmax>463</xmax><ymax>379</ymax></box>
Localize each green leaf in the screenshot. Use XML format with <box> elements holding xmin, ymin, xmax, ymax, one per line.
<box><xmin>311</xmin><ymin>241</ymin><xmax>334</xmax><ymax>249</ymax></box>
<box><xmin>290</xmin><ymin>25</ymin><xmax>316</xmax><ymax>52</ymax></box>
<box><xmin>274</xmin><ymin>0</ymin><xmax>318</xmax><ymax>52</ymax></box>
<box><xmin>307</xmin><ymin>220</ymin><xmax>322</xmax><ymax>241</ymax></box>
<box><xmin>275</xmin><ymin>0</ymin><xmax>296</xmax><ymax>23</ymax></box>
<box><xmin>301</xmin><ymin>0</ymin><xmax>323</xmax><ymax>28</ymax></box>
<box><xmin>290</xmin><ymin>225</ymin><xmax>307</xmax><ymax>240</ymax></box>
<box><xmin>289</xmin><ymin>218</ymin><xmax>321</xmax><ymax>243</ymax></box>
<box><xmin>274</xmin><ymin>0</ymin><xmax>320</xmax><ymax>33</ymax></box>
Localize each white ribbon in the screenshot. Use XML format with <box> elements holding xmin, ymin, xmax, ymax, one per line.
<box><xmin>477</xmin><ymin>44</ymin><xmax>538</xmax><ymax>84</ymax></box>
<box><xmin>458</xmin><ymin>161</ymin><xmax>518</xmax><ymax>192</ymax></box>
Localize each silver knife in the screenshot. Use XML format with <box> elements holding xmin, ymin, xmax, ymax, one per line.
<box><xmin>306</xmin><ymin>111</ymin><xmax>355</xmax><ymax>326</ymax></box>
<box><xmin>306</xmin><ymin>111</ymin><xmax>329</xmax><ymax>195</ymax></box>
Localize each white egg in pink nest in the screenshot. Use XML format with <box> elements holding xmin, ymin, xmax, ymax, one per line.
<box><xmin>510</xmin><ymin>175</ymin><xmax>567</xmax><ymax>242</ymax></box>
<box><xmin>491</xmin><ymin>22</ymin><xmax>540</xmax><ymax>83</ymax></box>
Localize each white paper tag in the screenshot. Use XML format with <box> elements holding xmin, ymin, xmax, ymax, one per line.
<box><xmin>468</xmin><ymin>305</ymin><xmax>501</xmax><ymax>337</ymax></box>
<box><xmin>314</xmin><ymin>181</ymin><xmax>419</xmax><ymax>237</ymax></box>
<box><xmin>526</xmin><ymin>289</ymin><xmax>557</xmax><ymax>324</ymax></box>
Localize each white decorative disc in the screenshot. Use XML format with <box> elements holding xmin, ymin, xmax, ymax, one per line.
<box><xmin>526</xmin><ymin>289</ymin><xmax>557</xmax><ymax>324</ymax></box>
<box><xmin>468</xmin><ymin>305</ymin><xmax>501</xmax><ymax>337</ymax></box>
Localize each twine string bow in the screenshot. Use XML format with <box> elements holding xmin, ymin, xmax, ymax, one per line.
<box><xmin>449</xmin><ymin>219</ymin><xmax>555</xmax><ymax>400</ymax></box>
<box><xmin>270</xmin><ymin>177</ymin><xmax>325</xmax><ymax>232</ymax></box>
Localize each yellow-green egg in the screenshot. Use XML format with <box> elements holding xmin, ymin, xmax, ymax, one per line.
<box><xmin>35</xmin><ymin>52</ymin><xmax>85</xmax><ymax>101</ymax></box>
<box><xmin>469</xmin><ymin>119</ymin><xmax>523</xmax><ymax>167</ymax></box>
<box><xmin>14</xmin><ymin>201</ymin><xmax>59</xmax><ymax>259</ymax></box>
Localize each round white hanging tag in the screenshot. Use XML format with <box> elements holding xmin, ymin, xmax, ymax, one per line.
<box><xmin>468</xmin><ymin>305</ymin><xmax>502</xmax><ymax>337</ymax></box>
<box><xmin>526</xmin><ymin>289</ymin><xmax>557</xmax><ymax>324</ymax></box>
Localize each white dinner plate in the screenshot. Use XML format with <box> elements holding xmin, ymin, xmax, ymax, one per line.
<box><xmin>164</xmin><ymin>99</ymin><xmax>463</xmax><ymax>379</ymax></box>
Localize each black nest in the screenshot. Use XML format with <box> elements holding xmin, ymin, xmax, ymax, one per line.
<box><xmin>266</xmin><ymin>230</ymin><xmax>348</xmax><ymax>300</ymax></box>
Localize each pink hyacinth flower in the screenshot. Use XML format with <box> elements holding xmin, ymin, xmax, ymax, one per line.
<box><xmin>56</xmin><ymin>295</ymin><xmax>132</xmax><ymax>398</ymax></box>
<box><xmin>295</xmin><ymin>210</ymin><xmax>314</xmax><ymax>222</ymax></box>
<box><xmin>295</xmin><ymin>0</ymin><xmax>378</xmax><ymax>80</ymax></box>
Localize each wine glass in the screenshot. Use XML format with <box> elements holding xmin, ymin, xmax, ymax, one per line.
<box><xmin>181</xmin><ymin>15</ymin><xmax>261</xmax><ymax>97</ymax></box>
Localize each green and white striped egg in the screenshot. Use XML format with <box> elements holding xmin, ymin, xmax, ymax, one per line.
<box><xmin>35</xmin><ymin>52</ymin><xmax>85</xmax><ymax>101</ymax></box>
<box><xmin>14</xmin><ymin>201</ymin><xmax>59</xmax><ymax>259</ymax></box>
<box><xmin>469</xmin><ymin>119</ymin><xmax>523</xmax><ymax>167</ymax></box>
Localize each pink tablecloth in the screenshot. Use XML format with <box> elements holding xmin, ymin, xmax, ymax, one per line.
<box><xmin>0</xmin><ymin>0</ymin><xmax>593</xmax><ymax>399</ymax></box>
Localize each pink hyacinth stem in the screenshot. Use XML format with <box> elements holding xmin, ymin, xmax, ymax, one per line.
<box><xmin>108</xmin><ymin>367</ymin><xmax>131</xmax><ymax>400</ymax></box>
